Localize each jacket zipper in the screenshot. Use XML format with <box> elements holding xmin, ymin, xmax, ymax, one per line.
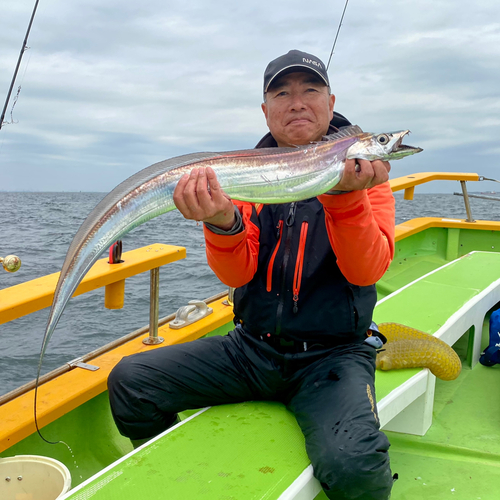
<box><xmin>292</xmin><ymin>221</ymin><xmax>309</xmax><ymax>314</ymax></box>
<box><xmin>266</xmin><ymin>220</ymin><xmax>284</xmax><ymax>292</ymax></box>
<box><xmin>275</xmin><ymin>203</ymin><xmax>297</xmax><ymax>335</ymax></box>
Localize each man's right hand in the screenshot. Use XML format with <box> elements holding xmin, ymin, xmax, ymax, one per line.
<box><xmin>173</xmin><ymin>167</ymin><xmax>236</xmax><ymax>231</ymax></box>
<box><xmin>334</xmin><ymin>159</ymin><xmax>391</xmax><ymax>192</ymax></box>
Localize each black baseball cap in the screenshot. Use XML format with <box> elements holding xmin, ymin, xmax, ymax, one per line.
<box><xmin>263</xmin><ymin>49</ymin><xmax>330</xmax><ymax>96</ymax></box>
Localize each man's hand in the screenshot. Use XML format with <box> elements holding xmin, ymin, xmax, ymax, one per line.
<box><xmin>173</xmin><ymin>167</ymin><xmax>236</xmax><ymax>230</ymax></box>
<box><xmin>334</xmin><ymin>159</ymin><xmax>391</xmax><ymax>192</ymax></box>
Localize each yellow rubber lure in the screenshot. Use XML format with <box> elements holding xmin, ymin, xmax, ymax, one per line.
<box><xmin>375</xmin><ymin>322</ymin><xmax>462</xmax><ymax>381</ymax></box>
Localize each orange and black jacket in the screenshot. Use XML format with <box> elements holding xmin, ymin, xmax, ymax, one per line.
<box><xmin>203</xmin><ymin>128</ymin><xmax>396</xmax><ymax>346</ymax></box>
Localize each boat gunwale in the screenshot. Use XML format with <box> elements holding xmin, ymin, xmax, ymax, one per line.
<box><xmin>0</xmin><ymin>291</ymin><xmax>229</xmax><ymax>407</ymax></box>
<box><xmin>0</xmin><ymin>295</ymin><xmax>234</xmax><ymax>453</ymax></box>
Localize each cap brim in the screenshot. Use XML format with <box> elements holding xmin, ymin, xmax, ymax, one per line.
<box><xmin>264</xmin><ymin>65</ymin><xmax>329</xmax><ymax>93</ymax></box>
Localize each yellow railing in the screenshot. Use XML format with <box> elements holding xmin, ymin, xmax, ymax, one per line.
<box><xmin>0</xmin><ymin>243</ymin><xmax>186</xmax><ymax>325</ymax></box>
<box><xmin>389</xmin><ymin>172</ymin><xmax>480</xmax><ymax>200</ymax></box>
<box><xmin>389</xmin><ymin>172</ymin><xmax>484</xmax><ymax>222</ymax></box>
<box><xmin>0</xmin><ymin>242</ymin><xmax>237</xmax><ymax>454</ymax></box>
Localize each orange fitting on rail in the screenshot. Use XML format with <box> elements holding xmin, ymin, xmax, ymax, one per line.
<box><xmin>104</xmin><ymin>279</ymin><xmax>125</xmax><ymax>309</ymax></box>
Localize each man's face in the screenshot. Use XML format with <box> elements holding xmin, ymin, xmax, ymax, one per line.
<box><xmin>261</xmin><ymin>71</ymin><xmax>335</xmax><ymax>147</ymax></box>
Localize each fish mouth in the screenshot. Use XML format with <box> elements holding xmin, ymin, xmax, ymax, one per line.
<box><xmin>392</xmin><ymin>131</ymin><xmax>423</xmax><ymax>155</ymax></box>
<box><xmin>394</xmin><ymin>130</ymin><xmax>409</xmax><ymax>150</ymax></box>
<box><xmin>396</xmin><ymin>144</ymin><xmax>423</xmax><ymax>153</ymax></box>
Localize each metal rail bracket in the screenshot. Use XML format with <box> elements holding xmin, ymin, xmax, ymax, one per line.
<box><xmin>67</xmin><ymin>357</ymin><xmax>100</xmax><ymax>371</ymax></box>
<box><xmin>169</xmin><ymin>300</ymin><xmax>213</xmax><ymax>330</ymax></box>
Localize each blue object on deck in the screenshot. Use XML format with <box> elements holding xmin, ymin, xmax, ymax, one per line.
<box><xmin>480</xmin><ymin>309</ymin><xmax>500</xmax><ymax>366</ymax></box>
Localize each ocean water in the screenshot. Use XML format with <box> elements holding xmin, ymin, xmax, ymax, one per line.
<box><xmin>0</xmin><ymin>190</ymin><xmax>499</xmax><ymax>396</ymax></box>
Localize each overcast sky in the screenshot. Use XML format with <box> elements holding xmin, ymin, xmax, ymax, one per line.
<box><xmin>1</xmin><ymin>0</ymin><xmax>499</xmax><ymax>193</ymax></box>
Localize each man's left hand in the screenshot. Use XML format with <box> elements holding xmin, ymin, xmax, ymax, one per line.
<box><xmin>173</xmin><ymin>167</ymin><xmax>236</xmax><ymax>230</ymax></box>
<box><xmin>333</xmin><ymin>159</ymin><xmax>391</xmax><ymax>191</ymax></box>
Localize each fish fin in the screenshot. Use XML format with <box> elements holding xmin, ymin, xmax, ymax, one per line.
<box><xmin>219</xmin><ymin>146</ymin><xmax>299</xmax><ymax>156</ymax></box>
<box><xmin>323</xmin><ymin>125</ymin><xmax>364</xmax><ymax>141</ymax></box>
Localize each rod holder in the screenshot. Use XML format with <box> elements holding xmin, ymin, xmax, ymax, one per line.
<box><xmin>104</xmin><ymin>279</ymin><xmax>125</xmax><ymax>309</ymax></box>
<box><xmin>143</xmin><ymin>267</ymin><xmax>164</xmax><ymax>345</ymax></box>
<box><xmin>1</xmin><ymin>255</ymin><xmax>21</xmax><ymax>273</ymax></box>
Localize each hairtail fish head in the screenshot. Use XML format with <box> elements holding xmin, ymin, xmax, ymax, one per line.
<box><xmin>346</xmin><ymin>129</ymin><xmax>423</xmax><ymax>162</ymax></box>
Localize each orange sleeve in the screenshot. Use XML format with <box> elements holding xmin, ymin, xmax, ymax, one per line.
<box><xmin>317</xmin><ymin>182</ymin><xmax>395</xmax><ymax>286</ymax></box>
<box><xmin>203</xmin><ymin>202</ymin><xmax>260</xmax><ymax>288</ymax></box>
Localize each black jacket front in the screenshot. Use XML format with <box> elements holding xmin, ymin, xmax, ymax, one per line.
<box><xmin>233</xmin><ymin>197</ymin><xmax>377</xmax><ymax>346</ymax></box>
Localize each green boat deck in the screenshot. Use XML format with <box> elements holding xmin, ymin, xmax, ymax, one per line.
<box><xmin>61</xmin><ymin>251</ymin><xmax>500</xmax><ymax>500</ymax></box>
<box><xmin>387</xmin><ymin>347</ymin><xmax>500</xmax><ymax>500</ymax></box>
<box><xmin>64</xmin><ymin>403</ymin><xmax>309</xmax><ymax>500</ymax></box>
<box><xmin>61</xmin><ymin>348</ymin><xmax>500</xmax><ymax>500</ymax></box>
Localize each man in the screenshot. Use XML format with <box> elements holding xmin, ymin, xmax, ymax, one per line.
<box><xmin>108</xmin><ymin>49</ymin><xmax>395</xmax><ymax>499</ymax></box>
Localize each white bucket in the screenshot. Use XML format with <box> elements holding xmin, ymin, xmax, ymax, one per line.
<box><xmin>0</xmin><ymin>455</ymin><xmax>71</xmax><ymax>500</ymax></box>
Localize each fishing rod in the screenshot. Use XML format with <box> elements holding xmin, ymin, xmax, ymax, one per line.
<box><xmin>454</xmin><ymin>192</ymin><xmax>500</xmax><ymax>202</ymax></box>
<box><xmin>1</xmin><ymin>0</ymin><xmax>60</xmax><ymax>449</ymax></box>
<box><xmin>326</xmin><ymin>0</ymin><xmax>350</xmax><ymax>71</ymax></box>
<box><xmin>0</xmin><ymin>0</ymin><xmax>41</xmax><ymax>131</ymax></box>
<box><xmin>1</xmin><ymin>0</ymin><xmax>58</xmax><ymax>449</ymax></box>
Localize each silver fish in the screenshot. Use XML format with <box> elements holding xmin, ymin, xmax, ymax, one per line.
<box><xmin>38</xmin><ymin>125</ymin><xmax>421</xmax><ymax>361</ymax></box>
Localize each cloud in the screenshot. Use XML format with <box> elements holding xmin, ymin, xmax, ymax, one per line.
<box><xmin>1</xmin><ymin>0</ymin><xmax>499</xmax><ymax>192</ymax></box>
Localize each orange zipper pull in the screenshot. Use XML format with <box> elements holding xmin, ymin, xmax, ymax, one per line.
<box><xmin>292</xmin><ymin>222</ymin><xmax>309</xmax><ymax>314</ymax></box>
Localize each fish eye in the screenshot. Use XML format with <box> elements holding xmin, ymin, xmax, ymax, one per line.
<box><xmin>377</xmin><ymin>134</ymin><xmax>390</xmax><ymax>145</ymax></box>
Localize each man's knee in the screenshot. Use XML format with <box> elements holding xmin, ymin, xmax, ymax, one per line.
<box><xmin>107</xmin><ymin>354</ymin><xmax>174</xmax><ymax>440</ymax></box>
<box><xmin>108</xmin><ymin>354</ymin><xmax>138</xmax><ymax>401</ymax></box>
<box><xmin>311</xmin><ymin>425</ymin><xmax>393</xmax><ymax>500</ymax></box>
